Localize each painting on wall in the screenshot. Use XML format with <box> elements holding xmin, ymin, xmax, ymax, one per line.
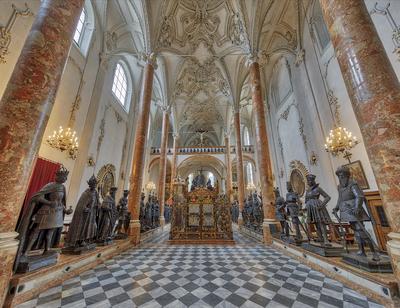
<box><xmin>344</xmin><ymin>160</ymin><xmax>369</xmax><ymax>190</ymax></box>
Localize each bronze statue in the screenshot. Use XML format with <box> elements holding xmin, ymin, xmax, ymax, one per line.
<box><xmin>139</xmin><ymin>192</ymin><xmax>146</xmax><ymax>232</ymax></box>
<box><xmin>286</xmin><ymin>182</ymin><xmax>303</xmax><ymax>241</ymax></box>
<box><xmin>274</xmin><ymin>187</ymin><xmax>289</xmax><ymax>238</ymax></box>
<box><xmin>333</xmin><ymin>166</ymin><xmax>380</xmax><ymax>261</ymax></box>
<box><xmin>97</xmin><ymin>186</ymin><xmax>118</xmax><ymax>244</ymax></box>
<box><xmin>115</xmin><ymin>190</ymin><xmax>131</xmax><ymax>238</ymax></box>
<box><xmin>15</xmin><ymin>166</ymin><xmax>70</xmax><ymax>272</ymax></box>
<box><xmin>64</xmin><ymin>175</ymin><xmax>99</xmax><ymax>252</ymax></box>
<box><xmin>305</xmin><ymin>174</ymin><xmax>332</xmax><ymax>246</ymax></box>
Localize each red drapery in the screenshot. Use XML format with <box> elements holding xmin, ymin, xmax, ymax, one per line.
<box><xmin>21</xmin><ymin>157</ymin><xmax>61</xmax><ymax>214</ymax></box>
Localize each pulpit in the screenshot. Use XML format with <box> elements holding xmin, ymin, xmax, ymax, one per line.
<box><xmin>170</xmin><ymin>186</ymin><xmax>234</xmax><ymax>243</ymax></box>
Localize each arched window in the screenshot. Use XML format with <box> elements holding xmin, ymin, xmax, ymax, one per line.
<box><xmin>243</xmin><ymin>126</ymin><xmax>251</xmax><ymax>145</ymax></box>
<box><xmin>112</xmin><ymin>63</ymin><xmax>128</xmax><ymax>106</ymax></box>
<box><xmin>208</xmin><ymin>172</ymin><xmax>215</xmax><ymax>186</ymax></box>
<box><xmin>73</xmin><ymin>8</ymin><xmax>86</xmax><ymax>46</ymax></box>
<box><xmin>312</xmin><ymin>3</ymin><xmax>330</xmax><ymax>52</ymax></box>
<box><xmin>246</xmin><ymin>162</ymin><xmax>254</xmax><ymax>185</ymax></box>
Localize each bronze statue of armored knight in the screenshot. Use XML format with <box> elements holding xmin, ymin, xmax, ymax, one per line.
<box><xmin>115</xmin><ymin>190</ymin><xmax>131</xmax><ymax>239</ymax></box>
<box><xmin>97</xmin><ymin>186</ymin><xmax>118</xmax><ymax>245</ymax></box>
<box><xmin>14</xmin><ymin>166</ymin><xmax>71</xmax><ymax>273</ymax></box>
<box><xmin>63</xmin><ymin>175</ymin><xmax>99</xmax><ymax>254</ymax></box>
<box><xmin>305</xmin><ymin>174</ymin><xmax>332</xmax><ymax>246</ymax></box>
<box><xmin>333</xmin><ymin>166</ymin><xmax>380</xmax><ymax>260</ymax></box>
<box><xmin>286</xmin><ymin>182</ymin><xmax>304</xmax><ymax>243</ymax></box>
<box><xmin>274</xmin><ymin>187</ymin><xmax>289</xmax><ymax>239</ymax></box>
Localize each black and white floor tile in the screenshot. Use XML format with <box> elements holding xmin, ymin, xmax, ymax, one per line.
<box><xmin>17</xmin><ymin>230</ymin><xmax>383</xmax><ymax>308</ymax></box>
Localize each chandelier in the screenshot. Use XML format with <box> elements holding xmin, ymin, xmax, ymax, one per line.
<box><xmin>246</xmin><ymin>182</ymin><xmax>256</xmax><ymax>192</ymax></box>
<box><xmin>46</xmin><ymin>126</ymin><xmax>79</xmax><ymax>159</ymax></box>
<box><xmin>324</xmin><ymin>126</ymin><xmax>359</xmax><ymax>162</ymax></box>
<box><xmin>145</xmin><ymin>181</ymin><xmax>156</xmax><ymax>192</ymax></box>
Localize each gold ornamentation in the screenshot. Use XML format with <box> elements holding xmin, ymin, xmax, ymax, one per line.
<box><xmin>324</xmin><ymin>126</ymin><xmax>359</xmax><ymax>161</ymax></box>
<box><xmin>0</xmin><ymin>4</ymin><xmax>33</xmax><ymax>64</ymax></box>
<box><xmin>46</xmin><ymin>126</ymin><xmax>79</xmax><ymax>159</ymax></box>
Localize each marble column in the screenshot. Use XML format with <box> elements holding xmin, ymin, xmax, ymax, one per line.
<box><xmin>234</xmin><ymin>111</ymin><xmax>245</xmax><ymax>225</ymax></box>
<box><xmin>225</xmin><ymin>135</ymin><xmax>233</xmax><ymax>202</ymax></box>
<box><xmin>0</xmin><ymin>0</ymin><xmax>85</xmax><ymax>305</ymax></box>
<box><xmin>158</xmin><ymin>110</ymin><xmax>169</xmax><ymax>227</ymax></box>
<box><xmin>319</xmin><ymin>0</ymin><xmax>400</xmax><ymax>286</ymax></box>
<box><xmin>170</xmin><ymin>133</ymin><xmax>178</xmax><ymax>197</ymax></box>
<box><xmin>127</xmin><ymin>56</ymin><xmax>156</xmax><ymax>244</ymax></box>
<box><xmin>249</xmin><ymin>60</ymin><xmax>277</xmax><ymax>244</ymax></box>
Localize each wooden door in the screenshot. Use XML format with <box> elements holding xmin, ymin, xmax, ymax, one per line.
<box><xmin>365</xmin><ymin>191</ymin><xmax>391</xmax><ymax>251</ymax></box>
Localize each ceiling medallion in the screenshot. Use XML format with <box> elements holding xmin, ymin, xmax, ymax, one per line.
<box><xmin>175</xmin><ymin>57</ymin><xmax>230</xmax><ymax>98</ymax></box>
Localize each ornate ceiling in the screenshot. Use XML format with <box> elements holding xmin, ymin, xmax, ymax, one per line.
<box><xmin>97</xmin><ymin>0</ymin><xmax>304</xmax><ymax>146</ymax></box>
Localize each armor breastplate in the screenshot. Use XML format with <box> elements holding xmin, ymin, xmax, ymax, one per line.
<box><xmin>338</xmin><ymin>184</ymin><xmax>356</xmax><ymax>201</ymax></box>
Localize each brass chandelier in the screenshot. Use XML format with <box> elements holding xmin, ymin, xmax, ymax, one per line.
<box><xmin>46</xmin><ymin>126</ymin><xmax>79</xmax><ymax>159</ymax></box>
<box><xmin>324</xmin><ymin>126</ymin><xmax>359</xmax><ymax>162</ymax></box>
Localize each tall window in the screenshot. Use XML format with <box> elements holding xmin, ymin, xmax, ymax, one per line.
<box><xmin>312</xmin><ymin>3</ymin><xmax>330</xmax><ymax>51</ymax></box>
<box><xmin>246</xmin><ymin>162</ymin><xmax>254</xmax><ymax>185</ymax></box>
<box><xmin>208</xmin><ymin>172</ymin><xmax>215</xmax><ymax>186</ymax></box>
<box><xmin>244</xmin><ymin>126</ymin><xmax>251</xmax><ymax>145</ymax></box>
<box><xmin>73</xmin><ymin>8</ymin><xmax>86</xmax><ymax>46</ymax></box>
<box><xmin>112</xmin><ymin>63</ymin><xmax>128</xmax><ymax>106</ymax></box>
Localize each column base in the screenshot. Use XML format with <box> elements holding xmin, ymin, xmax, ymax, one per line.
<box><xmin>160</xmin><ymin>217</ymin><xmax>165</xmax><ymax>228</ymax></box>
<box><xmin>263</xmin><ymin>219</ymin><xmax>279</xmax><ymax>245</ymax></box>
<box><xmin>0</xmin><ymin>232</ymin><xmax>19</xmax><ymax>307</ymax></box>
<box><xmin>237</xmin><ymin>213</ymin><xmax>244</xmax><ymax>226</ymax></box>
<box><xmin>386</xmin><ymin>232</ymin><xmax>400</xmax><ymax>290</ymax></box>
<box><xmin>128</xmin><ymin>220</ymin><xmax>141</xmax><ymax>245</ymax></box>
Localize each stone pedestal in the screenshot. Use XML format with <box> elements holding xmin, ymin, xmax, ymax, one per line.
<box><xmin>342</xmin><ymin>253</ymin><xmax>393</xmax><ymax>273</ymax></box>
<box><xmin>302</xmin><ymin>241</ymin><xmax>344</xmax><ymax>257</ymax></box>
<box><xmin>0</xmin><ymin>1</ymin><xmax>84</xmax><ymax>305</ymax></box>
<box><xmin>387</xmin><ymin>232</ymin><xmax>400</xmax><ymax>287</ymax></box>
<box><xmin>319</xmin><ymin>0</ymin><xmax>400</xmax><ymax>289</ymax></box>
<box><xmin>61</xmin><ymin>243</ymin><xmax>96</xmax><ymax>255</ymax></box>
<box><xmin>16</xmin><ymin>251</ymin><xmax>59</xmax><ymax>274</ymax></box>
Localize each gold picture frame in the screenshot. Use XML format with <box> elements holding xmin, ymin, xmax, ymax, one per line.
<box><xmin>344</xmin><ymin>160</ymin><xmax>370</xmax><ymax>190</ymax></box>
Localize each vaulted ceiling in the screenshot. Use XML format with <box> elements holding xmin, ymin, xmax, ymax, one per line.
<box><xmin>96</xmin><ymin>0</ymin><xmax>306</xmax><ymax>146</ymax></box>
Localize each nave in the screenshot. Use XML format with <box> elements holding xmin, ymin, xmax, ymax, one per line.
<box><xmin>17</xmin><ymin>230</ymin><xmax>382</xmax><ymax>308</ymax></box>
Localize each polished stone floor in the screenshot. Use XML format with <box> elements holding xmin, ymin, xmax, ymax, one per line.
<box><xmin>17</xmin><ymin>230</ymin><xmax>383</xmax><ymax>308</ymax></box>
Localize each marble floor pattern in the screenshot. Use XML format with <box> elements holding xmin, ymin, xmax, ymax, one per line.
<box><xmin>17</xmin><ymin>230</ymin><xmax>383</xmax><ymax>308</ymax></box>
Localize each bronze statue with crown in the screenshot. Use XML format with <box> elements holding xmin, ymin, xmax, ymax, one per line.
<box><xmin>14</xmin><ymin>166</ymin><xmax>71</xmax><ymax>273</ymax></box>
<box><xmin>63</xmin><ymin>175</ymin><xmax>100</xmax><ymax>254</ymax></box>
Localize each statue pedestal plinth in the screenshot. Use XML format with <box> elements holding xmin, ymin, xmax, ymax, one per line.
<box><xmin>16</xmin><ymin>251</ymin><xmax>59</xmax><ymax>274</ymax></box>
<box><xmin>114</xmin><ymin>233</ymin><xmax>128</xmax><ymax>240</ymax></box>
<box><xmin>96</xmin><ymin>239</ymin><xmax>113</xmax><ymax>246</ymax></box>
<box><xmin>62</xmin><ymin>243</ymin><xmax>96</xmax><ymax>255</ymax></box>
<box><xmin>342</xmin><ymin>253</ymin><xmax>393</xmax><ymax>273</ymax></box>
<box><xmin>301</xmin><ymin>241</ymin><xmax>344</xmax><ymax>257</ymax></box>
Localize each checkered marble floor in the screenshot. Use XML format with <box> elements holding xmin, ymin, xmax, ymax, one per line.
<box><xmin>17</xmin><ymin>230</ymin><xmax>383</xmax><ymax>308</ymax></box>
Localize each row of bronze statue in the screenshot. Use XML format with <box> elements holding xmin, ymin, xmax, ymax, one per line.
<box><xmin>139</xmin><ymin>192</ymin><xmax>171</xmax><ymax>232</ymax></box>
<box><xmin>14</xmin><ymin>167</ymin><xmax>170</xmax><ymax>273</ymax></box>
<box><xmin>231</xmin><ymin>165</ymin><xmax>386</xmax><ymax>267</ymax></box>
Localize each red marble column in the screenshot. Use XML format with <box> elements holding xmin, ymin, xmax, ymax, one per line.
<box><xmin>319</xmin><ymin>0</ymin><xmax>400</xmax><ymax>287</ymax></box>
<box><xmin>234</xmin><ymin>111</ymin><xmax>245</xmax><ymax>225</ymax></box>
<box><xmin>169</xmin><ymin>133</ymin><xmax>178</xmax><ymax>197</ymax></box>
<box><xmin>158</xmin><ymin>110</ymin><xmax>169</xmax><ymax>226</ymax></box>
<box><xmin>0</xmin><ymin>0</ymin><xmax>84</xmax><ymax>305</ymax></box>
<box><xmin>249</xmin><ymin>61</ymin><xmax>277</xmax><ymax>244</ymax></box>
<box><xmin>225</xmin><ymin>135</ymin><xmax>233</xmax><ymax>202</ymax></box>
<box><xmin>127</xmin><ymin>59</ymin><xmax>156</xmax><ymax>244</ymax></box>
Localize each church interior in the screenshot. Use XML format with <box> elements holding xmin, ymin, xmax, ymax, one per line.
<box><xmin>0</xmin><ymin>0</ymin><xmax>400</xmax><ymax>307</ymax></box>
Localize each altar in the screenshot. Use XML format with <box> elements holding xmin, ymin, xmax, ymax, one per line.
<box><xmin>170</xmin><ymin>187</ymin><xmax>234</xmax><ymax>243</ymax></box>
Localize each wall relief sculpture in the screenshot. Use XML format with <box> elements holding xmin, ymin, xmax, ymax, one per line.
<box><xmin>289</xmin><ymin>160</ymin><xmax>309</xmax><ymax>197</ymax></box>
<box><xmin>0</xmin><ymin>4</ymin><xmax>32</xmax><ymax>64</ymax></box>
<box><xmin>96</xmin><ymin>164</ymin><xmax>116</xmax><ymax>199</ymax></box>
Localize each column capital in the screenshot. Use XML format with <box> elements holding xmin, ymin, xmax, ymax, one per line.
<box><xmin>294</xmin><ymin>48</ymin><xmax>305</xmax><ymax>67</ymax></box>
<box><xmin>172</xmin><ymin>132</ymin><xmax>179</xmax><ymax>139</ymax></box>
<box><xmin>245</xmin><ymin>50</ymin><xmax>270</xmax><ymax>68</ymax></box>
<box><xmin>140</xmin><ymin>52</ymin><xmax>158</xmax><ymax>69</ymax></box>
